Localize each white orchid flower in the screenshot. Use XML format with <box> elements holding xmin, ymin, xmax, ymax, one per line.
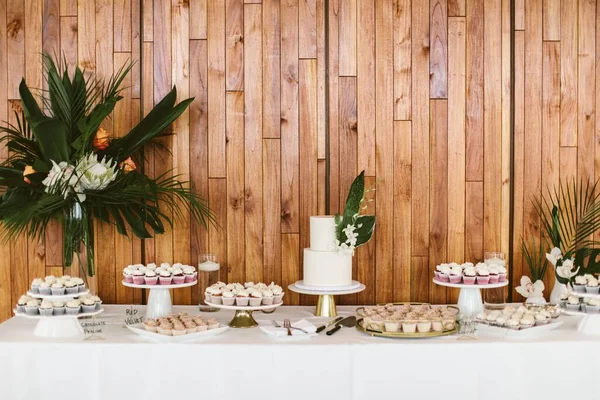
<box><xmin>556</xmin><ymin>262</ymin><xmax>579</xmax><ymax>280</ymax></box>
<box><xmin>515</xmin><ymin>276</ymin><xmax>545</xmax><ymax>298</ymax></box>
<box><xmin>545</xmin><ymin>247</ymin><xmax>562</xmax><ymax>266</ymax></box>
<box><xmin>42</xmin><ymin>160</ymin><xmax>85</xmax><ymax>202</ymax></box>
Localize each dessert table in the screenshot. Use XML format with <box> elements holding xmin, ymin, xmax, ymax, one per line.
<box><xmin>1</xmin><ymin>305</ymin><xmax>599</xmax><ymax>400</ymax></box>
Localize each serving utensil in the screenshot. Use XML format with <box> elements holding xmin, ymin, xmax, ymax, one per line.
<box><xmin>316</xmin><ymin>316</ymin><xmax>343</xmax><ymax>333</ymax></box>
<box><xmin>284</xmin><ymin>319</ymin><xmax>293</xmax><ymax>336</ymax></box>
<box><xmin>326</xmin><ymin>316</ymin><xmax>356</xmax><ymax>336</ymax></box>
<box><xmin>271</xmin><ymin>320</ymin><xmax>309</xmax><ymax>333</ymax></box>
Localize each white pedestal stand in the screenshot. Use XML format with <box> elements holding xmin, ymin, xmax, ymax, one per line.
<box><xmin>122</xmin><ymin>280</ymin><xmax>198</xmax><ymax>319</ymax></box>
<box><xmin>288</xmin><ymin>281</ymin><xmax>365</xmax><ymax>317</ymax></box>
<box><xmin>14</xmin><ymin>308</ymin><xmax>104</xmax><ymax>338</ymax></box>
<box><xmin>433</xmin><ymin>279</ymin><xmax>509</xmax><ymax>317</ymax></box>
<box><xmin>562</xmin><ymin>290</ymin><xmax>600</xmax><ymax>335</ymax></box>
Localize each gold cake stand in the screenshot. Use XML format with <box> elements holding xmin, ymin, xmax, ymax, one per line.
<box><xmin>203</xmin><ymin>301</ymin><xmax>284</xmax><ymax>328</ymax></box>
<box><xmin>288</xmin><ymin>281</ymin><xmax>366</xmax><ymax>317</ymax></box>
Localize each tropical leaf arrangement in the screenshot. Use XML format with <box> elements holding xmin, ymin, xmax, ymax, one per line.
<box><xmin>520</xmin><ymin>236</ymin><xmax>550</xmax><ymax>283</ymax></box>
<box><xmin>533</xmin><ymin>178</ymin><xmax>600</xmax><ymax>284</ymax></box>
<box><xmin>0</xmin><ymin>54</ymin><xmax>214</xmax><ymax>276</ymax></box>
<box><xmin>334</xmin><ymin>171</ymin><xmax>376</xmax><ymax>255</ymax></box>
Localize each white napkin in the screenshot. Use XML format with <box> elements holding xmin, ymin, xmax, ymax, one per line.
<box><xmin>259</xmin><ymin>319</ymin><xmax>318</xmax><ymax>338</ymax></box>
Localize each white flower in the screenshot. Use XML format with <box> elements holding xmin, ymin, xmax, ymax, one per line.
<box><xmin>545</xmin><ymin>247</ymin><xmax>562</xmax><ymax>266</ymax></box>
<box><xmin>76</xmin><ymin>153</ymin><xmax>118</xmax><ymax>192</ymax></box>
<box><xmin>42</xmin><ymin>160</ymin><xmax>85</xmax><ymax>202</ymax></box>
<box><xmin>515</xmin><ymin>276</ymin><xmax>545</xmax><ymax>298</ymax></box>
<box><xmin>556</xmin><ymin>260</ymin><xmax>579</xmax><ymax>280</ymax></box>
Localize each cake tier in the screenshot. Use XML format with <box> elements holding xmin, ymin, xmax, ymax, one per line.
<box><xmin>303</xmin><ymin>248</ymin><xmax>352</xmax><ymax>287</ymax></box>
<box><xmin>310</xmin><ymin>215</ymin><xmax>337</xmax><ymax>251</ymax></box>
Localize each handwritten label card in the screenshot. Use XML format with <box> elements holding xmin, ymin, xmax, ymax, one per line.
<box><xmin>123</xmin><ymin>305</ymin><xmax>144</xmax><ymax>326</ymax></box>
<box><xmin>82</xmin><ymin>316</ymin><xmax>106</xmax><ymax>340</ymax></box>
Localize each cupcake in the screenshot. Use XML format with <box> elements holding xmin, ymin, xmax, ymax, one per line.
<box><xmin>144</xmin><ymin>270</ymin><xmax>158</xmax><ymax>285</ymax></box>
<box><xmin>144</xmin><ymin>319</ymin><xmax>158</xmax><ymax>333</ymax></box>
<box><xmin>206</xmin><ymin>318</ymin><xmax>219</xmax><ymax>329</ymax></box>
<box><xmin>417</xmin><ymin>320</ymin><xmax>432</xmax><ymax>333</ymax></box>
<box><xmin>52</xmin><ymin>301</ymin><xmax>66</xmax><ymax>315</ymax></box>
<box><xmin>488</xmin><ymin>266</ymin><xmax>500</xmax><ymax>284</ymax></box>
<box><xmin>506</xmin><ymin>319</ymin><xmax>520</xmax><ymax>330</ymax></box>
<box><xmin>184</xmin><ymin>321</ymin><xmax>198</xmax><ymax>334</ymax></box>
<box><xmin>90</xmin><ymin>295</ymin><xmax>102</xmax><ymax>310</ymax></box>
<box><xmin>496</xmin><ymin>316</ymin><xmax>507</xmax><ymax>327</ymax></box>
<box><xmin>497</xmin><ymin>266</ymin><xmax>507</xmax><ymax>282</ymax></box>
<box><xmin>586</xmin><ymin>298</ymin><xmax>600</xmax><ymax>313</ymax></box>
<box><xmin>25</xmin><ymin>299</ymin><xmax>40</xmax><ymax>316</ymax></box>
<box><xmin>431</xmin><ymin>319</ymin><xmax>443</xmax><ymax>332</ymax></box>
<box><xmin>566</xmin><ymin>295</ymin><xmax>580</xmax><ymax>311</ymax></box>
<box><xmin>534</xmin><ymin>313</ymin><xmax>549</xmax><ymax>326</ymax></box>
<box><xmin>17</xmin><ymin>295</ymin><xmax>30</xmax><ymax>313</ymax></box>
<box><xmin>132</xmin><ymin>270</ymin><xmax>145</xmax><ymax>285</ymax></box>
<box><xmin>38</xmin><ymin>282</ymin><xmax>51</xmax><ymax>295</ymax></box>
<box><xmin>196</xmin><ymin>319</ymin><xmax>208</xmax><ymax>331</ymax></box>
<box><xmin>157</xmin><ymin>322</ymin><xmax>173</xmax><ymax>336</ymax></box>
<box><xmin>476</xmin><ymin>265</ymin><xmax>490</xmax><ymax>285</ymax></box>
<box><xmin>66</xmin><ymin>300</ymin><xmax>81</xmax><ymax>315</ymax></box>
<box><xmin>158</xmin><ymin>270</ymin><xmax>172</xmax><ymax>285</ymax></box>
<box><xmin>244</xmin><ymin>281</ymin><xmax>255</xmax><ymax>289</ymax></box>
<box><xmin>463</xmin><ymin>266</ymin><xmax>477</xmax><ymax>285</ymax></box>
<box><xmin>559</xmin><ymin>292</ymin><xmax>569</xmax><ymax>308</ymax></box>
<box><xmin>45</xmin><ymin>275</ymin><xmax>57</xmax><ymax>284</ymax></box>
<box><xmin>448</xmin><ymin>266</ymin><xmax>463</xmax><ymax>284</ymax></box>
<box><xmin>31</xmin><ymin>278</ymin><xmax>43</xmax><ymax>294</ymax></box>
<box><xmin>573</xmin><ymin>275</ymin><xmax>587</xmax><ymax>293</ymax></box>
<box><xmin>434</xmin><ymin>264</ymin><xmax>446</xmax><ymax>280</ymax></box>
<box><xmin>146</xmin><ymin>263</ymin><xmax>157</xmax><ymax>270</ymax></box>
<box><xmin>261</xmin><ymin>289</ymin><xmax>274</xmax><ymax>305</ymax></box>
<box><xmin>64</xmin><ymin>280</ymin><xmax>79</xmax><ymax>294</ymax></box>
<box><xmin>123</xmin><ymin>267</ymin><xmax>134</xmax><ymax>283</ymax></box>
<box><xmin>249</xmin><ymin>289</ymin><xmax>263</xmax><ymax>306</ymax></box>
<box><xmin>210</xmin><ymin>288</ymin><xmax>223</xmax><ymax>304</ymax></box>
<box><xmin>438</xmin><ymin>265</ymin><xmax>451</xmax><ymax>282</ymax></box>
<box><xmin>81</xmin><ymin>298</ymin><xmax>96</xmax><ymax>313</ymax></box>
<box><xmin>50</xmin><ymin>282</ymin><xmax>65</xmax><ymax>296</ymax></box>
<box><xmin>235</xmin><ymin>289</ymin><xmax>250</xmax><ymax>306</ymax></box>
<box><xmin>384</xmin><ymin>320</ymin><xmax>400</xmax><ymax>332</ymax></box>
<box><xmin>401</xmin><ymin>320</ymin><xmax>417</xmax><ymax>333</ymax></box>
<box><xmin>222</xmin><ymin>290</ymin><xmax>236</xmax><ymax>306</ymax></box>
<box><xmin>172</xmin><ymin>268</ymin><xmax>185</xmax><ymax>284</ymax></box>
<box><xmin>183</xmin><ymin>266</ymin><xmax>196</xmax><ymax>283</ymax></box>
<box><xmin>271</xmin><ymin>285</ymin><xmax>285</xmax><ymax>304</ymax></box>
<box><xmin>39</xmin><ymin>300</ymin><xmax>54</xmax><ymax>316</ymax></box>
<box><xmin>520</xmin><ymin>315</ymin><xmax>535</xmax><ymax>329</ymax></box>
<box><xmin>586</xmin><ymin>278</ymin><xmax>600</xmax><ymax>294</ymax></box>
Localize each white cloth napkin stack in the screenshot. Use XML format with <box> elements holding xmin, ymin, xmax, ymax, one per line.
<box><xmin>259</xmin><ymin>319</ymin><xmax>318</xmax><ymax>338</ymax></box>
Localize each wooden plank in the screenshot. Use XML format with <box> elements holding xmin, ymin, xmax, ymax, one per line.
<box><xmin>60</xmin><ymin>0</ymin><xmax>76</xmax><ymax>15</ymax></box>
<box><xmin>411</xmin><ymin>0</ymin><xmax>430</xmax><ymax>256</ymax></box>
<box><xmin>244</xmin><ymin>4</ymin><xmax>263</xmax><ymax>283</ymax></box>
<box><xmin>560</xmin><ymin>147</ymin><xmax>578</xmax><ymax>181</ymax></box>
<box><xmin>263</xmin><ymin>139</ymin><xmax>281</xmax><ymax>285</ymax></box>
<box><xmin>189</xmin><ymin>39</ymin><xmax>209</xmax><ymax>306</ymax></box>
<box><xmin>429</xmin><ymin>100</ymin><xmax>448</xmax><ymax>305</ymax></box>
<box><xmin>190</xmin><ymin>0</ymin><xmax>207</xmax><ymax>39</ymax></box>
<box><xmin>542</xmin><ymin>42</ymin><xmax>560</xmax><ymax>194</ymax></box>
<box><xmin>209</xmin><ymin>179</ymin><xmax>228</xmax><ymax>282</ymax></box>
<box><xmin>131</xmin><ymin>0</ymin><xmax>141</xmax><ymax>99</ymax></box>
<box><xmin>11</xmin><ymin>234</ymin><xmax>28</xmax><ymax>307</ymax></box>
<box><xmin>25</xmin><ymin>0</ymin><xmax>43</xmax><ymax>93</ymax></box>
<box><xmin>411</xmin><ymin>256</ymin><xmax>429</xmax><ymax>302</ymax></box>
<box><xmin>375</xmin><ymin>0</ymin><xmax>393</xmax><ymax>303</ymax></box>
<box><xmin>142</xmin><ymin>0</ymin><xmax>152</xmax><ymax>41</ymax></box>
<box><xmin>225</xmin><ymin>0</ymin><xmax>243</xmax><ymax>91</ymax></box>
<box><xmin>43</xmin><ymin>0</ymin><xmax>60</xmax><ymax>60</ymax></box>
<box><xmin>282</xmin><ymin>234</ymin><xmax>300</xmax><ymax>305</ymax></box>
<box><xmin>357</xmin><ymin>176</ymin><xmax>376</xmax><ymax>305</ymax></box>
<box><xmin>114</xmin><ymin>0</ymin><xmax>132</xmax><ymax>52</ymax></box>
<box><xmin>560</xmin><ymin>0</ymin><xmax>576</xmax><ymax>145</ymax></box>
<box><xmin>465</xmin><ymin>182</ymin><xmax>483</xmax><ymax>262</ymax></box>
<box><xmin>226</xmin><ymin>92</ymin><xmax>246</xmax><ymax>284</ymax></box>
<box><xmin>338</xmin><ymin>76</ymin><xmax>357</xmax><ymax>305</ymax></box>
<box><xmin>316</xmin><ymin>0</ymin><xmax>326</xmax><ymax>159</ymax></box>
<box><xmin>447</xmin><ymin>17</ymin><xmax>466</xmax><ymax>269</ymax></box>
<box><xmin>542</xmin><ymin>0</ymin><xmax>560</xmax><ymax>41</ymax></box>
<box><xmin>262</xmin><ymin>0</ymin><xmax>280</xmax><ymax>139</ymax></box>
<box><xmin>501</xmin><ymin>0</ymin><xmax>511</xmax><ymax>259</ymax></box>
<box><xmin>172</xmin><ymin>0</ymin><xmax>191</xmax><ymax>305</ymax></box>
<box><xmin>7</xmin><ymin>0</ymin><xmax>24</xmax><ymax>99</ymax></box>
<box><xmin>317</xmin><ymin>159</ymin><xmax>326</xmax><ymax>214</ymax></box>
<box><xmin>328</xmin><ymin>0</ymin><xmax>340</xmax><ymax>213</ymax></box>
<box><xmin>0</xmin><ymin>0</ymin><xmax>8</xmax><ymax>321</ymax></box>
<box><xmin>281</xmin><ymin>0</ymin><xmax>299</xmax><ymax>233</ymax></box>
<box><xmin>394</xmin><ymin>121</ymin><xmax>411</xmax><ymax>302</ymax></box>
<box><xmin>578</xmin><ymin>0</ymin><xmax>595</xmax><ymax>181</ymax></box>
<box><xmin>466</xmin><ymin>0</ymin><xmax>483</xmax><ymax>181</ymax></box>
<box><xmin>131</xmin><ymin>98</ymin><xmax>143</xmax><ymax>305</ymax></box>
<box><xmin>299</xmin><ymin>0</ymin><xmax>316</xmax><ymax>58</ymax></box>
<box><xmin>393</xmin><ymin>0</ymin><xmax>411</xmax><ymax>120</ymax></box>
<box><xmin>357</xmin><ymin>0</ymin><xmax>375</xmax><ymax>175</ymax></box>
<box><xmin>339</xmin><ymin>0</ymin><xmax>356</xmax><ymax>75</ymax></box>
<box><xmin>208</xmin><ymin>0</ymin><xmax>226</xmax><ymax>177</ymax></box>
<box><xmin>430</xmin><ymin>0</ymin><xmax>447</xmax><ymax>99</ymax></box>
<box><xmin>515</xmin><ymin>0</ymin><xmax>524</xmax><ymax>30</ymax></box>
<box><xmin>142</xmin><ymin>41</ymin><xmax>155</xmax><ymax>266</ymax></box>
<box><xmin>77</xmin><ymin>0</ymin><xmax>95</xmax><ymax>77</ymax></box>
<box><xmin>60</xmin><ymin>16</ymin><xmax>78</xmax><ymax>76</ymax></box>
<box><xmin>448</xmin><ymin>0</ymin><xmax>465</xmax><ymax>16</ymax></box>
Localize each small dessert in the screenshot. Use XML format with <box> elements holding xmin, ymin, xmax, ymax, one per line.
<box><xmin>132</xmin><ymin>270</ymin><xmax>145</xmax><ymax>285</ymax></box>
<box><xmin>401</xmin><ymin>320</ymin><xmax>417</xmax><ymax>334</ymax></box>
<box><xmin>123</xmin><ymin>267</ymin><xmax>134</xmax><ymax>283</ymax></box>
<box><xmin>157</xmin><ymin>322</ymin><xmax>173</xmax><ymax>335</ymax></box>
<box><xmin>64</xmin><ymin>280</ymin><xmax>78</xmax><ymax>294</ymax></box>
<box><xmin>417</xmin><ymin>320</ymin><xmax>432</xmax><ymax>333</ymax></box>
<box><xmin>249</xmin><ymin>289</ymin><xmax>263</xmax><ymax>306</ymax></box>
<box><xmin>25</xmin><ymin>299</ymin><xmax>40</xmax><ymax>316</ymax></box>
<box><xmin>210</xmin><ymin>288</ymin><xmax>223</xmax><ymax>304</ymax></box>
<box><xmin>506</xmin><ymin>319</ymin><xmax>520</xmax><ymax>330</ymax></box>
<box><xmin>488</xmin><ymin>266</ymin><xmax>500</xmax><ymax>284</ymax></box>
<box><xmin>271</xmin><ymin>285</ymin><xmax>284</xmax><ymax>304</ymax></box>
<box><xmin>236</xmin><ymin>289</ymin><xmax>250</xmax><ymax>306</ymax></box>
<box><xmin>17</xmin><ymin>295</ymin><xmax>30</xmax><ymax>313</ymax></box>
<box><xmin>158</xmin><ymin>270</ymin><xmax>172</xmax><ymax>285</ymax></box>
<box><xmin>586</xmin><ymin>298</ymin><xmax>600</xmax><ymax>313</ymax></box>
<box><xmin>244</xmin><ymin>281</ymin><xmax>255</xmax><ymax>289</ymax></box>
<box><xmin>519</xmin><ymin>315</ymin><xmax>535</xmax><ymax>329</ymax></box>
<box><xmin>384</xmin><ymin>320</ymin><xmax>400</xmax><ymax>332</ymax></box>
<box><xmin>534</xmin><ymin>313</ymin><xmax>549</xmax><ymax>326</ymax></box>
<box><xmin>463</xmin><ymin>266</ymin><xmax>477</xmax><ymax>285</ymax></box>
<box><xmin>52</xmin><ymin>301</ymin><xmax>66</xmax><ymax>315</ymax></box>
<box><xmin>31</xmin><ymin>278</ymin><xmax>43</xmax><ymax>294</ymax></box>
<box><xmin>476</xmin><ymin>265</ymin><xmax>490</xmax><ymax>285</ymax></box>
<box><xmin>146</xmin><ymin>263</ymin><xmax>157</xmax><ymax>270</ymax></box>
<box><xmin>559</xmin><ymin>292</ymin><xmax>569</xmax><ymax>308</ymax></box>
<box><xmin>144</xmin><ymin>270</ymin><xmax>158</xmax><ymax>285</ymax></box>
<box><xmin>206</xmin><ymin>318</ymin><xmax>219</xmax><ymax>329</ymax></box>
<box><xmin>586</xmin><ymin>278</ymin><xmax>600</xmax><ymax>294</ymax></box>
<box><xmin>183</xmin><ymin>266</ymin><xmax>196</xmax><ymax>283</ymax></box>
<box><xmin>50</xmin><ymin>282</ymin><xmax>65</xmax><ymax>296</ymax></box>
<box><xmin>497</xmin><ymin>265</ymin><xmax>507</xmax><ymax>282</ymax></box>
<box><xmin>431</xmin><ymin>319</ymin><xmax>443</xmax><ymax>332</ymax></box>
<box><xmin>66</xmin><ymin>299</ymin><xmax>81</xmax><ymax>315</ymax></box>
<box><xmin>438</xmin><ymin>265</ymin><xmax>451</xmax><ymax>282</ymax></box>
<box><xmin>45</xmin><ymin>275</ymin><xmax>57</xmax><ymax>284</ymax></box>
<box><xmin>81</xmin><ymin>298</ymin><xmax>96</xmax><ymax>313</ymax></box>
<box><xmin>89</xmin><ymin>295</ymin><xmax>102</xmax><ymax>310</ymax></box>
<box><xmin>222</xmin><ymin>290</ymin><xmax>236</xmax><ymax>306</ymax></box>
<box><xmin>196</xmin><ymin>319</ymin><xmax>208</xmax><ymax>331</ymax></box>
<box><xmin>449</xmin><ymin>265</ymin><xmax>463</xmax><ymax>284</ymax></box>
<box><xmin>262</xmin><ymin>289</ymin><xmax>274</xmax><ymax>305</ymax></box>
<box><xmin>566</xmin><ymin>295</ymin><xmax>581</xmax><ymax>311</ymax></box>
<box><xmin>573</xmin><ymin>275</ymin><xmax>587</xmax><ymax>293</ymax></box>
<box><xmin>184</xmin><ymin>321</ymin><xmax>198</xmax><ymax>334</ymax></box>
<box><xmin>172</xmin><ymin>323</ymin><xmax>187</xmax><ymax>336</ymax></box>
<box><xmin>39</xmin><ymin>300</ymin><xmax>54</xmax><ymax>316</ymax></box>
<box><xmin>172</xmin><ymin>268</ymin><xmax>185</xmax><ymax>284</ymax></box>
<box><xmin>38</xmin><ymin>282</ymin><xmax>51</xmax><ymax>296</ymax></box>
<box><xmin>144</xmin><ymin>319</ymin><xmax>159</xmax><ymax>333</ymax></box>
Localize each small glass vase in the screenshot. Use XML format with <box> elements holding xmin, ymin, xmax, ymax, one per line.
<box><xmin>63</xmin><ymin>202</ymin><xmax>95</xmax><ymax>286</ymax></box>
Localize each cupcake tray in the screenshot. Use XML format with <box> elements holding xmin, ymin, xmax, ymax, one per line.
<box><xmin>432</xmin><ymin>279</ymin><xmax>508</xmax><ymax>289</ymax></box>
<box><xmin>475</xmin><ymin>320</ymin><xmax>563</xmax><ymax>339</ymax></box>
<box><xmin>355</xmin><ymin>318</ymin><xmax>457</xmax><ymax>339</ymax></box>
<box><xmin>127</xmin><ymin>323</ymin><xmax>228</xmax><ymax>342</ymax></box>
<box><xmin>121</xmin><ymin>280</ymin><xmax>197</xmax><ymax>289</ymax></box>
<box><xmin>122</xmin><ymin>280</ymin><xmax>198</xmax><ymax>319</ymax></box>
<box><xmin>204</xmin><ymin>301</ymin><xmax>284</xmax><ymax>328</ymax></box>
<box><xmin>14</xmin><ymin>308</ymin><xmax>104</xmax><ymax>319</ymax></box>
<box><xmin>26</xmin><ymin>289</ymin><xmax>90</xmax><ymax>301</ymax></box>
<box><xmin>433</xmin><ymin>279</ymin><xmax>509</xmax><ymax>317</ymax></box>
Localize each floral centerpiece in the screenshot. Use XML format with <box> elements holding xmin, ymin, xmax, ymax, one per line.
<box><xmin>333</xmin><ymin>171</ymin><xmax>376</xmax><ymax>255</ymax></box>
<box><xmin>0</xmin><ymin>55</ymin><xmax>213</xmax><ymax>277</ymax></box>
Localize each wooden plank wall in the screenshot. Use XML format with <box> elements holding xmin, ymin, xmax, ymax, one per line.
<box><xmin>3</xmin><ymin>0</ymin><xmax>579</xmax><ymax>322</ymax></box>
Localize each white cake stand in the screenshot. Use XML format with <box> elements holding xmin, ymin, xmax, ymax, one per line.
<box><xmin>288</xmin><ymin>281</ymin><xmax>366</xmax><ymax>317</ymax></box>
<box><xmin>204</xmin><ymin>301</ymin><xmax>284</xmax><ymax>328</ymax></box>
<box><xmin>433</xmin><ymin>279</ymin><xmax>509</xmax><ymax>317</ymax></box>
<box><xmin>14</xmin><ymin>308</ymin><xmax>104</xmax><ymax>338</ymax></box>
<box><xmin>122</xmin><ymin>280</ymin><xmax>198</xmax><ymax>319</ymax></box>
<box><xmin>562</xmin><ymin>290</ymin><xmax>600</xmax><ymax>335</ymax></box>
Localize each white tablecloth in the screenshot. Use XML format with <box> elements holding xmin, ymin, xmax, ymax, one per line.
<box><xmin>0</xmin><ymin>305</ymin><xmax>599</xmax><ymax>400</ymax></box>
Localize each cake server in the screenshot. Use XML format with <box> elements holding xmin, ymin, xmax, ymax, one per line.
<box><xmin>326</xmin><ymin>316</ymin><xmax>356</xmax><ymax>336</ymax></box>
<box><xmin>316</xmin><ymin>316</ymin><xmax>343</xmax><ymax>333</ymax></box>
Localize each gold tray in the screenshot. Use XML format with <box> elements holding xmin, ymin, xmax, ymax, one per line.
<box><xmin>356</xmin><ymin>318</ymin><xmax>458</xmax><ymax>338</ymax></box>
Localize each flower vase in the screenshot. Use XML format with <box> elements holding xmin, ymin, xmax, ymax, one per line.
<box><xmin>550</xmin><ymin>276</ymin><xmax>568</xmax><ymax>304</ymax></box>
<box><xmin>63</xmin><ymin>203</ymin><xmax>95</xmax><ymax>288</ymax></box>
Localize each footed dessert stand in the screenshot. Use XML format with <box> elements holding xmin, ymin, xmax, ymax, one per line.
<box><xmin>14</xmin><ymin>308</ymin><xmax>104</xmax><ymax>338</ymax></box>
<box><xmin>122</xmin><ymin>280</ymin><xmax>197</xmax><ymax>319</ymax></box>
<box><xmin>204</xmin><ymin>301</ymin><xmax>283</xmax><ymax>328</ymax></box>
<box><xmin>433</xmin><ymin>279</ymin><xmax>509</xmax><ymax>317</ymax></box>
<box><xmin>562</xmin><ymin>290</ymin><xmax>600</xmax><ymax>335</ymax></box>
<box><xmin>288</xmin><ymin>281</ymin><xmax>365</xmax><ymax>317</ymax></box>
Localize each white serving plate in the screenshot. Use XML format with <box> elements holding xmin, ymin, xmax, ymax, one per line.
<box><xmin>14</xmin><ymin>308</ymin><xmax>104</xmax><ymax>319</ymax></box>
<box><xmin>293</xmin><ymin>280</ymin><xmax>362</xmax><ymax>292</ymax></box>
<box><xmin>204</xmin><ymin>300</ymin><xmax>283</xmax><ymax>311</ymax></box>
<box><xmin>476</xmin><ymin>320</ymin><xmax>563</xmax><ymax>339</ymax></box>
<box><xmin>127</xmin><ymin>323</ymin><xmax>228</xmax><ymax>342</ymax></box>
<box><xmin>569</xmin><ymin>290</ymin><xmax>600</xmax><ymax>299</ymax></box>
<box><xmin>433</xmin><ymin>279</ymin><xmax>508</xmax><ymax>289</ymax></box>
<box><xmin>560</xmin><ymin>307</ymin><xmax>600</xmax><ymax>317</ymax></box>
<box><xmin>121</xmin><ymin>280</ymin><xmax>197</xmax><ymax>289</ymax></box>
<box><xmin>27</xmin><ymin>289</ymin><xmax>90</xmax><ymax>300</ymax></box>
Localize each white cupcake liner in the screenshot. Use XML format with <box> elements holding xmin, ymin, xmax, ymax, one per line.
<box><xmin>235</xmin><ymin>297</ymin><xmax>249</xmax><ymax>306</ymax></box>
<box><xmin>82</xmin><ymin>305</ymin><xmax>96</xmax><ymax>314</ymax></box>
<box><xmin>25</xmin><ymin>307</ymin><xmax>39</xmax><ymax>316</ymax></box>
<box><xmin>210</xmin><ymin>295</ymin><xmax>223</xmax><ymax>304</ymax></box>
<box><xmin>16</xmin><ymin>305</ymin><xmax>25</xmax><ymax>313</ymax></box>
<box><xmin>30</xmin><ymin>287</ymin><xmax>40</xmax><ymax>294</ymax></box>
<box><xmin>249</xmin><ymin>297</ymin><xmax>262</xmax><ymax>307</ymax></box>
<box><xmin>78</xmin><ymin>285</ymin><xmax>86</xmax><ymax>293</ymax></box>
<box><xmin>65</xmin><ymin>287</ymin><xmax>79</xmax><ymax>295</ymax></box>
<box><xmin>39</xmin><ymin>308</ymin><xmax>54</xmax><ymax>317</ymax></box>
<box><xmin>66</xmin><ymin>306</ymin><xmax>80</xmax><ymax>315</ymax></box>
<box><xmin>51</xmin><ymin>288</ymin><xmax>66</xmax><ymax>296</ymax></box>
<box><xmin>222</xmin><ymin>297</ymin><xmax>236</xmax><ymax>306</ymax></box>
<box><xmin>53</xmin><ymin>307</ymin><xmax>66</xmax><ymax>315</ymax></box>
<box><xmin>262</xmin><ymin>297</ymin><xmax>274</xmax><ymax>306</ymax></box>
<box><xmin>39</xmin><ymin>288</ymin><xmax>51</xmax><ymax>295</ymax></box>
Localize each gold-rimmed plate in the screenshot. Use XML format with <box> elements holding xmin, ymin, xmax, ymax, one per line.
<box><xmin>355</xmin><ymin>318</ymin><xmax>457</xmax><ymax>338</ymax></box>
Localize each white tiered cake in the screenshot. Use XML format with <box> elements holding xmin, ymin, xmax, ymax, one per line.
<box><xmin>303</xmin><ymin>216</ymin><xmax>353</xmax><ymax>287</ymax></box>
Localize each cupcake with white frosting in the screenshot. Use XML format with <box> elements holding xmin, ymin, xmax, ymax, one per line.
<box><xmin>132</xmin><ymin>270</ymin><xmax>145</xmax><ymax>285</ymax></box>
<box><xmin>497</xmin><ymin>265</ymin><xmax>507</xmax><ymax>282</ymax></box>
<box><xmin>488</xmin><ymin>266</ymin><xmax>500</xmax><ymax>284</ymax></box>
<box><xmin>64</xmin><ymin>280</ymin><xmax>78</xmax><ymax>295</ymax></box>
<box><xmin>476</xmin><ymin>265</ymin><xmax>491</xmax><ymax>285</ymax></box>
<box><xmin>25</xmin><ymin>299</ymin><xmax>40</xmax><ymax>316</ymax></box>
<box><xmin>52</xmin><ymin>301</ymin><xmax>66</xmax><ymax>315</ymax></box>
<box><xmin>144</xmin><ymin>270</ymin><xmax>158</xmax><ymax>285</ymax></box>
<box><xmin>463</xmin><ymin>266</ymin><xmax>477</xmax><ymax>285</ymax></box>
<box><xmin>438</xmin><ymin>265</ymin><xmax>451</xmax><ymax>282</ymax></box>
<box><xmin>31</xmin><ymin>278</ymin><xmax>44</xmax><ymax>294</ymax></box>
<box><xmin>448</xmin><ymin>265</ymin><xmax>463</xmax><ymax>284</ymax></box>
<box><xmin>271</xmin><ymin>285</ymin><xmax>284</xmax><ymax>304</ymax></box>
<box><xmin>160</xmin><ymin>262</ymin><xmax>171</xmax><ymax>270</ymax></box>
<box><xmin>123</xmin><ymin>267</ymin><xmax>134</xmax><ymax>283</ymax></box>
<box><xmin>38</xmin><ymin>282</ymin><xmax>51</xmax><ymax>296</ymax></box>
<box><xmin>506</xmin><ymin>319</ymin><xmax>520</xmax><ymax>330</ymax></box>
<box><xmin>222</xmin><ymin>290</ymin><xmax>236</xmax><ymax>306</ymax></box>
<box><xmin>158</xmin><ymin>270</ymin><xmax>172</xmax><ymax>285</ymax></box>
<box><xmin>235</xmin><ymin>289</ymin><xmax>250</xmax><ymax>306</ymax></box>
<box><xmin>66</xmin><ymin>299</ymin><xmax>81</xmax><ymax>315</ymax></box>
<box><xmin>586</xmin><ymin>277</ymin><xmax>600</xmax><ymax>294</ymax></box>
<box><xmin>50</xmin><ymin>282</ymin><xmax>65</xmax><ymax>296</ymax></box>
<box><xmin>566</xmin><ymin>295</ymin><xmax>580</xmax><ymax>311</ymax></box>
<box><xmin>183</xmin><ymin>266</ymin><xmax>196</xmax><ymax>283</ymax></box>
<box><xmin>249</xmin><ymin>289</ymin><xmax>263</xmax><ymax>306</ymax></box>
<box><xmin>81</xmin><ymin>298</ymin><xmax>96</xmax><ymax>313</ymax></box>
<box><xmin>261</xmin><ymin>289</ymin><xmax>274</xmax><ymax>306</ymax></box>
<box><xmin>520</xmin><ymin>315</ymin><xmax>535</xmax><ymax>329</ymax></box>
<box><xmin>45</xmin><ymin>275</ymin><xmax>57</xmax><ymax>284</ymax></box>
<box><xmin>39</xmin><ymin>300</ymin><xmax>54</xmax><ymax>316</ymax></box>
<box><xmin>172</xmin><ymin>268</ymin><xmax>185</xmax><ymax>284</ymax></box>
<box><xmin>573</xmin><ymin>275</ymin><xmax>587</xmax><ymax>293</ymax></box>
<box><xmin>210</xmin><ymin>288</ymin><xmax>223</xmax><ymax>304</ymax></box>
<box><xmin>17</xmin><ymin>295</ymin><xmax>30</xmax><ymax>313</ymax></box>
